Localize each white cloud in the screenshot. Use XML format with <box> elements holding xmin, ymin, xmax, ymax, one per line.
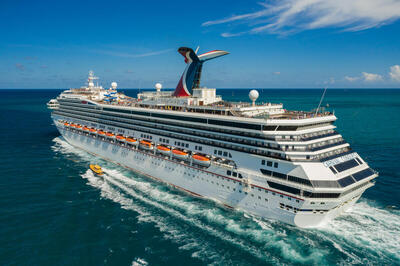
<box><xmin>273</xmin><ymin>71</ymin><xmax>281</xmax><ymax>75</ymax></box>
<box><xmin>92</xmin><ymin>49</ymin><xmax>173</xmax><ymax>58</ymax></box>
<box><xmin>389</xmin><ymin>65</ymin><xmax>400</xmax><ymax>82</ymax></box>
<box><xmin>362</xmin><ymin>72</ymin><xmax>383</xmax><ymax>82</ymax></box>
<box><xmin>202</xmin><ymin>0</ymin><xmax>400</xmax><ymax>35</ymax></box>
<box><xmin>221</xmin><ymin>32</ymin><xmax>246</xmax><ymax>37</ymax></box>
<box><xmin>345</xmin><ymin>76</ymin><xmax>360</xmax><ymax>82</ymax></box>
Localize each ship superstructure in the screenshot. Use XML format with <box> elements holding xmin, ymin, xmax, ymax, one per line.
<box><xmin>48</xmin><ymin>47</ymin><xmax>377</xmax><ymax>227</ymax></box>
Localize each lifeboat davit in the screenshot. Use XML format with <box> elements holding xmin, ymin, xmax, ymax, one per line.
<box><xmin>192</xmin><ymin>154</ymin><xmax>211</xmax><ymax>166</ymax></box>
<box><xmin>116</xmin><ymin>135</ymin><xmax>126</xmax><ymax>141</ymax></box>
<box><xmin>97</xmin><ymin>130</ymin><xmax>105</xmax><ymax>135</ymax></box>
<box><xmin>157</xmin><ymin>145</ymin><xmax>171</xmax><ymax>155</ymax></box>
<box><xmin>172</xmin><ymin>149</ymin><xmax>189</xmax><ymax>160</ymax></box>
<box><xmin>140</xmin><ymin>140</ymin><xmax>153</xmax><ymax>150</ymax></box>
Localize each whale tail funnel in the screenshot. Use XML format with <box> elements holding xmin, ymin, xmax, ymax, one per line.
<box><xmin>173</xmin><ymin>47</ymin><xmax>229</xmax><ymax>97</ymax></box>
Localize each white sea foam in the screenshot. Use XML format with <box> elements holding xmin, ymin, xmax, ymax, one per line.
<box><xmin>52</xmin><ymin>137</ymin><xmax>400</xmax><ymax>264</ymax></box>
<box><xmin>319</xmin><ymin>200</ymin><xmax>400</xmax><ymax>263</ymax></box>
<box><xmin>131</xmin><ymin>257</ymin><xmax>148</xmax><ymax>266</ymax></box>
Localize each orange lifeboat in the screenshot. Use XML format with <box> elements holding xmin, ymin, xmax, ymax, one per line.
<box><xmin>89</xmin><ymin>128</ymin><xmax>96</xmax><ymax>133</ymax></box>
<box><xmin>97</xmin><ymin>130</ymin><xmax>105</xmax><ymax>135</ymax></box>
<box><xmin>64</xmin><ymin>122</ymin><xmax>69</xmax><ymax>126</ymax></box>
<box><xmin>82</xmin><ymin>126</ymin><xmax>89</xmax><ymax>131</ymax></box>
<box><xmin>116</xmin><ymin>135</ymin><xmax>126</xmax><ymax>141</ymax></box>
<box><xmin>157</xmin><ymin>145</ymin><xmax>171</xmax><ymax>155</ymax></box>
<box><xmin>76</xmin><ymin>125</ymin><xmax>82</xmax><ymax>129</ymax></box>
<box><xmin>126</xmin><ymin>137</ymin><xmax>137</xmax><ymax>143</ymax></box>
<box><xmin>106</xmin><ymin>132</ymin><xmax>115</xmax><ymax>138</ymax></box>
<box><xmin>139</xmin><ymin>140</ymin><xmax>153</xmax><ymax>150</ymax></box>
<box><xmin>192</xmin><ymin>154</ymin><xmax>211</xmax><ymax>166</ymax></box>
<box><xmin>70</xmin><ymin>123</ymin><xmax>76</xmax><ymax>127</ymax></box>
<box><xmin>172</xmin><ymin>149</ymin><xmax>189</xmax><ymax>159</ymax></box>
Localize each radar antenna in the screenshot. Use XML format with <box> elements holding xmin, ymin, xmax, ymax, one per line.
<box><xmin>315</xmin><ymin>87</ymin><xmax>328</xmax><ymax>116</ymax></box>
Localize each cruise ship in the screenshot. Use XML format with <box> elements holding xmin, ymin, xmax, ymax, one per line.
<box><xmin>47</xmin><ymin>47</ymin><xmax>378</xmax><ymax>228</ymax></box>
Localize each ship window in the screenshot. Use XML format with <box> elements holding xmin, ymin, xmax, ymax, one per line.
<box><xmin>267</xmin><ymin>161</ymin><xmax>272</xmax><ymax>167</ymax></box>
<box><xmin>355</xmin><ymin>158</ymin><xmax>363</xmax><ymax>165</ymax></box>
<box><xmin>288</xmin><ymin>175</ymin><xmax>313</xmax><ymax>186</ymax></box>
<box><xmin>223</xmin><ymin>152</ymin><xmax>228</xmax><ymax>156</ymax></box>
<box><xmin>218</xmin><ymin>151</ymin><xmax>222</xmax><ymax>155</ymax></box>
<box><xmin>260</xmin><ymin>169</ymin><xmax>272</xmax><ymax>176</ymax></box>
<box><xmin>352</xmin><ymin>168</ymin><xmax>374</xmax><ymax>181</ymax></box>
<box><xmin>262</xmin><ymin>160</ymin><xmax>265</xmax><ymax>165</ymax></box>
<box><xmin>272</xmin><ymin>171</ymin><xmax>286</xmax><ymax>180</ymax></box>
<box><xmin>274</xmin><ymin>162</ymin><xmax>278</xmax><ymax>168</ymax></box>
<box><xmin>214</xmin><ymin>150</ymin><xmax>217</xmax><ymax>154</ymax></box>
<box><xmin>186</xmin><ymin>144</ymin><xmax>189</xmax><ymax>148</ymax></box>
<box><xmin>232</xmin><ymin>172</ymin><xmax>238</xmax><ymax>177</ymax></box>
<box><xmin>238</xmin><ymin>173</ymin><xmax>243</xmax><ymax>179</ymax></box>
<box><xmin>228</xmin><ymin>153</ymin><xmax>232</xmax><ymax>158</ymax></box>
<box><xmin>334</xmin><ymin>159</ymin><xmax>359</xmax><ymax>172</ymax></box>
<box><xmin>227</xmin><ymin>170</ymin><xmax>231</xmax><ymax>176</ymax></box>
<box><xmin>329</xmin><ymin>166</ymin><xmax>338</xmax><ymax>174</ymax></box>
<box><xmin>267</xmin><ymin>181</ymin><xmax>301</xmax><ymax>196</ymax></box>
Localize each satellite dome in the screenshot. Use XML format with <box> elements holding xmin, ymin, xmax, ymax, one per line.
<box><xmin>249</xmin><ymin>89</ymin><xmax>259</xmax><ymax>101</ymax></box>
<box><xmin>111</xmin><ymin>82</ymin><xmax>117</xmax><ymax>89</ymax></box>
<box><xmin>155</xmin><ymin>83</ymin><xmax>162</xmax><ymax>91</ymax></box>
<box><xmin>88</xmin><ymin>82</ymin><xmax>94</xmax><ymax>87</ymax></box>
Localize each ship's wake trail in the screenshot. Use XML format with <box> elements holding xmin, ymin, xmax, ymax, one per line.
<box><xmin>51</xmin><ymin>137</ymin><xmax>400</xmax><ymax>265</ymax></box>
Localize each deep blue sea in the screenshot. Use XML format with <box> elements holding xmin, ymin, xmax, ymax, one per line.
<box><xmin>0</xmin><ymin>89</ymin><xmax>399</xmax><ymax>265</ymax></box>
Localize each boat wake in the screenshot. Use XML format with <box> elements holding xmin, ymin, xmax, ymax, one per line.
<box><xmin>51</xmin><ymin>137</ymin><xmax>400</xmax><ymax>264</ymax></box>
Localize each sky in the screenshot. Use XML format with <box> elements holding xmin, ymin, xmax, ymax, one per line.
<box><xmin>1</xmin><ymin>0</ymin><xmax>400</xmax><ymax>89</ymax></box>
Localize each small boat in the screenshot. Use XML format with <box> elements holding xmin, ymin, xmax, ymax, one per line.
<box><xmin>97</xmin><ymin>130</ymin><xmax>105</xmax><ymax>135</ymax></box>
<box><xmin>116</xmin><ymin>135</ymin><xmax>126</xmax><ymax>141</ymax></box>
<box><xmin>157</xmin><ymin>145</ymin><xmax>171</xmax><ymax>155</ymax></box>
<box><xmin>89</xmin><ymin>164</ymin><xmax>103</xmax><ymax>176</ymax></box>
<box><xmin>126</xmin><ymin>137</ymin><xmax>138</xmax><ymax>144</ymax></box>
<box><xmin>82</xmin><ymin>126</ymin><xmax>89</xmax><ymax>131</ymax></box>
<box><xmin>75</xmin><ymin>125</ymin><xmax>82</xmax><ymax>129</ymax></box>
<box><xmin>140</xmin><ymin>140</ymin><xmax>153</xmax><ymax>150</ymax></box>
<box><xmin>106</xmin><ymin>132</ymin><xmax>115</xmax><ymax>138</ymax></box>
<box><xmin>64</xmin><ymin>122</ymin><xmax>69</xmax><ymax>126</ymax></box>
<box><xmin>172</xmin><ymin>149</ymin><xmax>189</xmax><ymax>159</ymax></box>
<box><xmin>192</xmin><ymin>154</ymin><xmax>211</xmax><ymax>166</ymax></box>
<box><xmin>89</xmin><ymin>128</ymin><xmax>96</xmax><ymax>133</ymax></box>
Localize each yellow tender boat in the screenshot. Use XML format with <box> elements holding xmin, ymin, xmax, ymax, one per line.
<box><xmin>89</xmin><ymin>164</ymin><xmax>103</xmax><ymax>175</ymax></box>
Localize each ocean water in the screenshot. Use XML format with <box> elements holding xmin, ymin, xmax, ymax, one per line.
<box><xmin>0</xmin><ymin>89</ymin><xmax>399</xmax><ymax>265</ymax></box>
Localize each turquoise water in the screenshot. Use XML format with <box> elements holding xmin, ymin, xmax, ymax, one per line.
<box><xmin>0</xmin><ymin>89</ymin><xmax>399</xmax><ymax>265</ymax></box>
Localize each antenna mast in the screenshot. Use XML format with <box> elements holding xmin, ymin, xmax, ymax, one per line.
<box><xmin>315</xmin><ymin>87</ymin><xmax>327</xmax><ymax>116</ymax></box>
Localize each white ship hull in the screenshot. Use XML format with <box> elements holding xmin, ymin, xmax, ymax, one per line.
<box><xmin>54</xmin><ymin>119</ymin><xmax>360</xmax><ymax>228</ymax></box>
